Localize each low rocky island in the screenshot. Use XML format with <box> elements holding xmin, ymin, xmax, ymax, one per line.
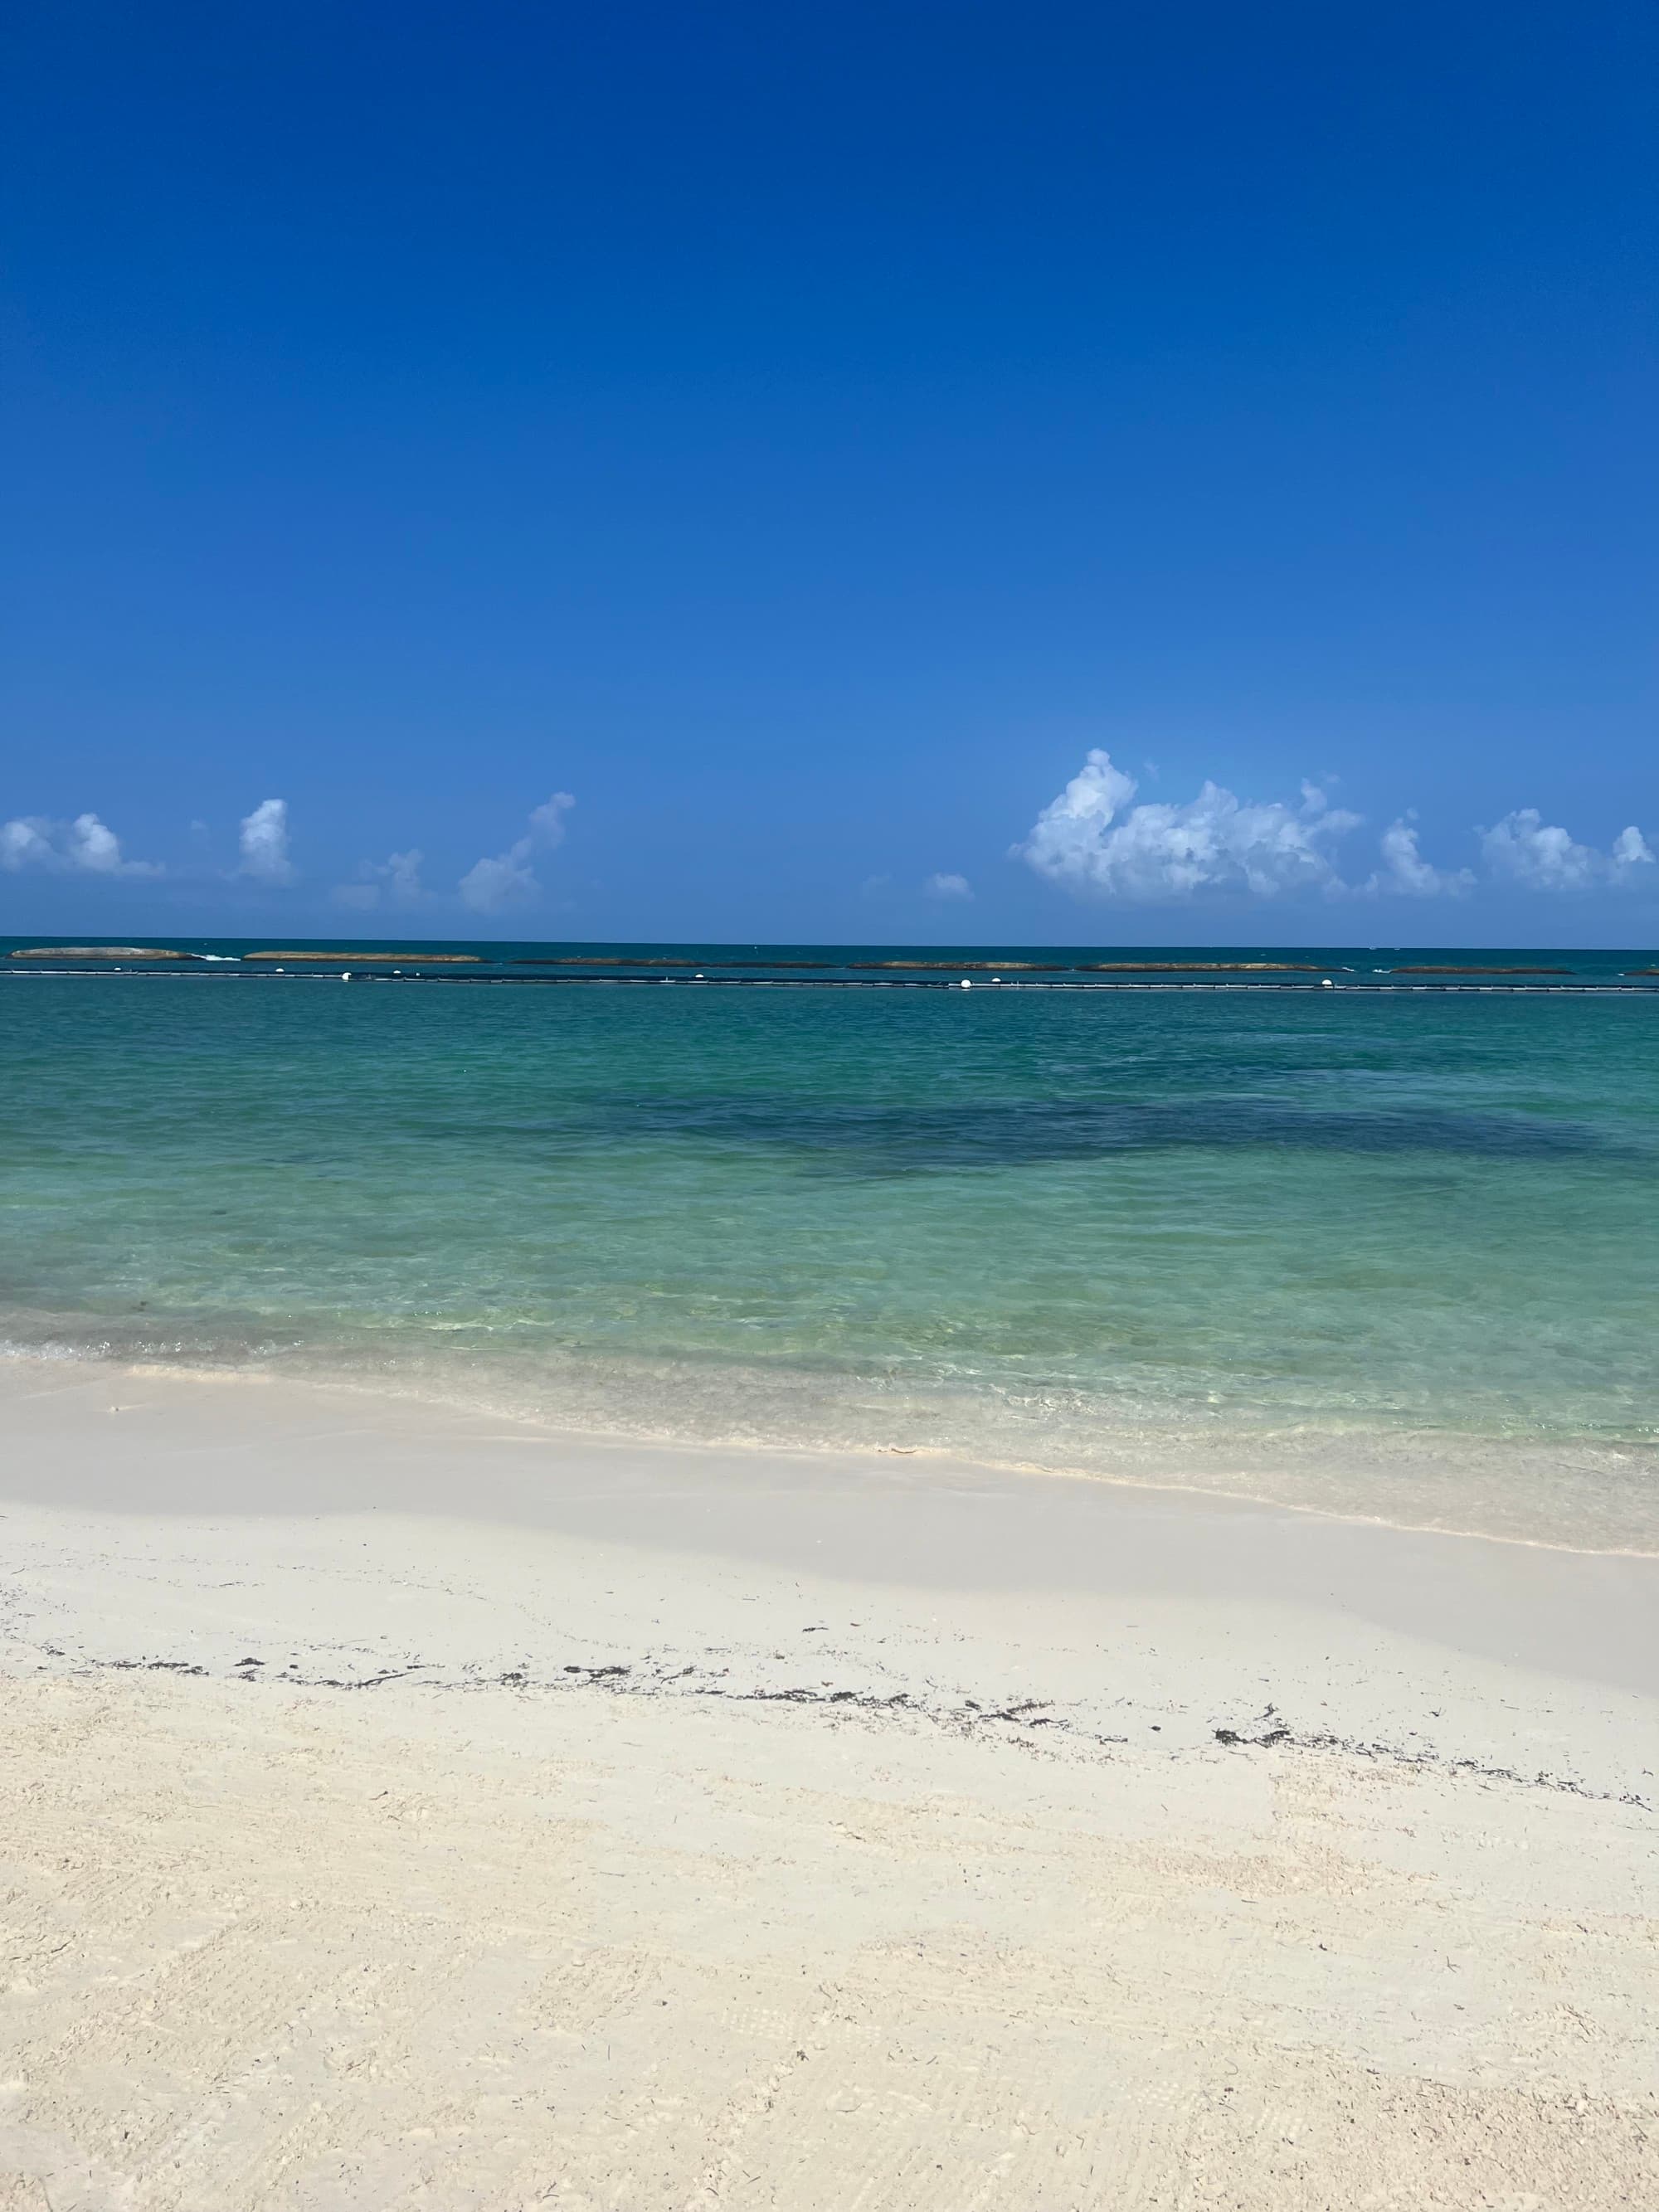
<box><xmin>8</xmin><ymin>946</ymin><xmax>187</xmax><ymax>960</ymax></box>
<box><xmin>850</xmin><ymin>959</ymin><xmax>1067</xmax><ymax>970</ymax></box>
<box><xmin>242</xmin><ymin>949</ymin><xmax>481</xmax><ymax>963</ymax></box>
<box><xmin>1078</xmin><ymin>960</ymin><xmax>1332</xmax><ymax>972</ymax></box>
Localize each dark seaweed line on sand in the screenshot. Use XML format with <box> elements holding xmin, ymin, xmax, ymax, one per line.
<box><xmin>1212</xmin><ymin>1713</ymin><xmax>1650</xmax><ymax>1808</ymax></box>
<box><xmin>44</xmin><ymin>1646</ymin><xmax>1650</xmax><ymax>1810</ymax></box>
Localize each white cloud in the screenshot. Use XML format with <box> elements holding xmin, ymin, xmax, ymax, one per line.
<box><xmin>1017</xmin><ymin>749</ymin><xmax>1657</xmax><ymax>904</ymax></box>
<box><xmin>1361</xmin><ymin>819</ymin><xmax>1474</xmax><ymax>899</ymax></box>
<box><xmin>333</xmin><ymin>849</ymin><xmax>426</xmax><ymax>911</ymax></box>
<box><xmin>459</xmin><ymin>852</ymin><xmax>534</xmax><ymax>913</ymax></box>
<box><xmin>239</xmin><ymin>798</ymin><xmax>294</xmax><ymax>885</ymax></box>
<box><xmin>922</xmin><ymin>872</ymin><xmax>973</xmax><ymax>901</ymax></box>
<box><xmin>458</xmin><ymin>791</ymin><xmax>575</xmax><ymax>914</ymax></box>
<box><xmin>1479</xmin><ymin>809</ymin><xmax>1653</xmax><ymax>892</ymax></box>
<box><xmin>1016</xmin><ymin>751</ymin><xmax>1359</xmax><ymax>902</ymax></box>
<box><xmin>0</xmin><ymin>811</ymin><xmax>163</xmax><ymax>877</ymax></box>
<box><xmin>525</xmin><ymin>793</ymin><xmax>576</xmax><ymax>844</ymax></box>
<box><xmin>0</xmin><ymin>819</ymin><xmax>54</xmax><ymax>870</ymax></box>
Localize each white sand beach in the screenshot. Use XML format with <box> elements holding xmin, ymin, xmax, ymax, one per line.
<box><xmin>1</xmin><ymin>1357</ymin><xmax>1656</xmax><ymax>2209</ymax></box>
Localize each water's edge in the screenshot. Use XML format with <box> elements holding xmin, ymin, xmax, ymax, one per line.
<box><xmin>7</xmin><ymin>1331</ymin><xmax>1657</xmax><ymax>1557</ymax></box>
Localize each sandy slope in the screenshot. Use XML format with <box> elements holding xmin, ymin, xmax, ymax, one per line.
<box><xmin>0</xmin><ymin>1360</ymin><xmax>1655</xmax><ymax>2210</ymax></box>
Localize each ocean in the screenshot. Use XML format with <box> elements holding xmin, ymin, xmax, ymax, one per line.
<box><xmin>4</xmin><ymin>936</ymin><xmax>1658</xmax><ymax>1548</ymax></box>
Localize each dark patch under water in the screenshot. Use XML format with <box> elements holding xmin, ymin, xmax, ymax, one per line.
<box><xmin>482</xmin><ymin>1093</ymin><xmax>1627</xmax><ymax>1175</ymax></box>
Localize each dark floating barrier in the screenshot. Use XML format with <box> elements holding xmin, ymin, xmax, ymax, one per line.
<box><xmin>9</xmin><ymin>948</ymin><xmax>1654</xmax><ymax>994</ymax></box>
<box><xmin>9</xmin><ymin>946</ymin><xmax>187</xmax><ymax>960</ymax></box>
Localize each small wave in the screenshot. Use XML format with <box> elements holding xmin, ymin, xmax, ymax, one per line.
<box><xmin>4</xmin><ymin>1333</ymin><xmax>1656</xmax><ymax>1555</ymax></box>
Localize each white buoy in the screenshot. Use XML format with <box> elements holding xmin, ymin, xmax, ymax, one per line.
<box><xmin>1321</xmin><ymin>978</ymin><xmax>1334</xmax><ymax>988</ymax></box>
<box><xmin>342</xmin><ymin>971</ymin><xmax>351</xmax><ymax>981</ymax></box>
<box><xmin>960</xmin><ymin>979</ymin><xmax>972</xmax><ymax>989</ymax></box>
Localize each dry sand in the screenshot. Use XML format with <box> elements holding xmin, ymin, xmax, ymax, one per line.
<box><xmin>0</xmin><ymin>1358</ymin><xmax>1655</xmax><ymax>2210</ymax></box>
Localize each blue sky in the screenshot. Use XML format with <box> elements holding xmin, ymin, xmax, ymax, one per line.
<box><xmin>2</xmin><ymin>1</ymin><xmax>1654</xmax><ymax>944</ymax></box>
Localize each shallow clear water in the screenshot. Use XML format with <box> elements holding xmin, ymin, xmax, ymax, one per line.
<box><xmin>4</xmin><ymin>958</ymin><xmax>1658</xmax><ymax>1545</ymax></box>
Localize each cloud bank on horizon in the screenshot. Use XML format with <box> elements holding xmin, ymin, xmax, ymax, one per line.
<box><xmin>1</xmin><ymin>790</ymin><xmax>582</xmax><ymax>916</ymax></box>
<box><xmin>336</xmin><ymin>791</ymin><xmax>576</xmax><ymax>915</ymax></box>
<box><xmin>1016</xmin><ymin>751</ymin><xmax>1652</xmax><ymax>904</ymax></box>
<box><xmin>3</xmin><ymin>758</ymin><xmax>1654</xmax><ymax>919</ymax></box>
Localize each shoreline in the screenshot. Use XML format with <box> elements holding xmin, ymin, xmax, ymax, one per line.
<box><xmin>4</xmin><ymin>1353</ymin><xmax>1657</xmax><ymax>1758</ymax></box>
<box><xmin>2</xmin><ymin>1356</ymin><xmax>1657</xmax><ymax>2206</ymax></box>
<box><xmin>4</xmin><ymin>1343</ymin><xmax>1657</xmax><ymax>1559</ymax></box>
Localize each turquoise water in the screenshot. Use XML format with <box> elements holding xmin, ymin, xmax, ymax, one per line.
<box><xmin>4</xmin><ymin>948</ymin><xmax>1658</xmax><ymax>1546</ymax></box>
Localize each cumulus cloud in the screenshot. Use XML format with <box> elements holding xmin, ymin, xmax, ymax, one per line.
<box><xmin>1016</xmin><ymin>751</ymin><xmax>1359</xmax><ymax>902</ymax></box>
<box><xmin>0</xmin><ymin>820</ymin><xmax>51</xmax><ymax>869</ymax></box>
<box><xmin>1361</xmin><ymin>819</ymin><xmax>1474</xmax><ymax>899</ymax></box>
<box><xmin>458</xmin><ymin>791</ymin><xmax>575</xmax><ymax>914</ymax></box>
<box><xmin>0</xmin><ymin>811</ymin><xmax>163</xmax><ymax>877</ymax></box>
<box><xmin>922</xmin><ymin>872</ymin><xmax>973</xmax><ymax>901</ymax></box>
<box><xmin>1017</xmin><ymin>749</ymin><xmax>1656</xmax><ymax>904</ymax></box>
<box><xmin>239</xmin><ymin>798</ymin><xmax>295</xmax><ymax>885</ymax></box>
<box><xmin>333</xmin><ymin>849</ymin><xmax>426</xmax><ymax>911</ymax></box>
<box><xmin>1480</xmin><ymin>809</ymin><xmax>1653</xmax><ymax>892</ymax></box>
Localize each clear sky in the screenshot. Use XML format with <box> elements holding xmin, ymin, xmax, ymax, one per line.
<box><xmin>2</xmin><ymin>1</ymin><xmax>1654</xmax><ymax>943</ymax></box>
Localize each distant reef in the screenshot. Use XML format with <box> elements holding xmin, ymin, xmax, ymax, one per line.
<box><xmin>9</xmin><ymin>946</ymin><xmax>187</xmax><ymax>960</ymax></box>
<box><xmin>1076</xmin><ymin>961</ymin><xmax>1331</xmax><ymax>973</ymax></box>
<box><xmin>849</xmin><ymin>960</ymin><xmax>1066</xmax><ymax>971</ymax></box>
<box><xmin>241</xmin><ymin>950</ymin><xmax>480</xmax><ymax>963</ymax></box>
